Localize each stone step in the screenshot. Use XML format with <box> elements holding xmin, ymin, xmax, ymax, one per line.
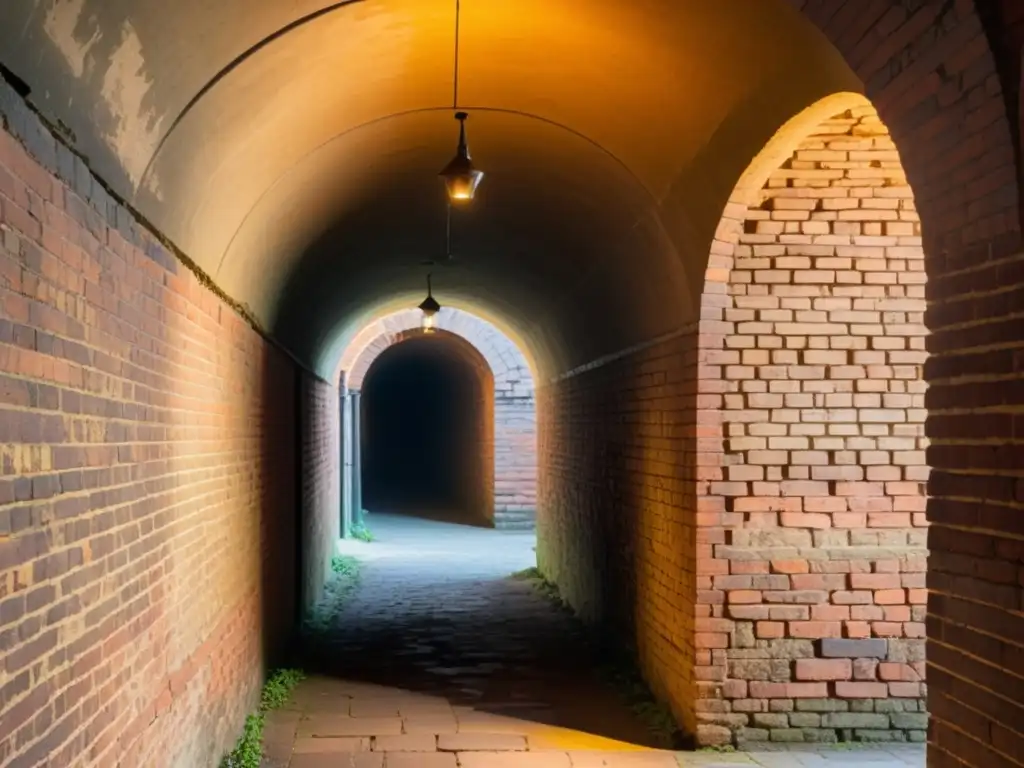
<box><xmin>495</xmin><ymin>520</ymin><xmax>536</xmax><ymax>531</ymax></box>
<box><xmin>495</xmin><ymin>509</ymin><xmax>536</xmax><ymax>531</ymax></box>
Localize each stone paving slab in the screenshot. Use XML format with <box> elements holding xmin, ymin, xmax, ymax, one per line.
<box><xmin>673</xmin><ymin>746</ymin><xmax>923</xmax><ymax>766</ymax></box>
<box><xmin>568</xmin><ymin>754</ymin><xmax>678</xmax><ymax>767</ymax></box>
<box><xmin>277</xmin><ymin>514</ymin><xmax>925</xmax><ymax>768</ymax></box>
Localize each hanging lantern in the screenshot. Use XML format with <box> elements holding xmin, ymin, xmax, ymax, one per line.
<box><xmin>419</xmin><ymin>274</ymin><xmax>441</xmax><ymax>331</ymax></box>
<box><xmin>439</xmin><ymin>112</ymin><xmax>484</xmax><ymax>204</ymax></box>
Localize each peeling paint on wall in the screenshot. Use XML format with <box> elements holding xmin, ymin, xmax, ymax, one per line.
<box><xmin>42</xmin><ymin>0</ymin><xmax>99</xmax><ymax>79</ymax></box>
<box><xmin>99</xmin><ymin>20</ymin><xmax>165</xmax><ymax>195</ymax></box>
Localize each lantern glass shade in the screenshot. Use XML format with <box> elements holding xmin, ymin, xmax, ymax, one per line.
<box><xmin>440</xmin><ymin>159</ymin><xmax>484</xmax><ymax>203</ymax></box>
<box><xmin>439</xmin><ymin>112</ymin><xmax>483</xmax><ymax>204</ymax></box>
<box><xmin>418</xmin><ymin>293</ymin><xmax>441</xmax><ymax>332</ymax></box>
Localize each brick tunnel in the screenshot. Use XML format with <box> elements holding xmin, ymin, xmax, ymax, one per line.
<box><xmin>0</xmin><ymin>1</ymin><xmax>1023</xmax><ymax>767</ymax></box>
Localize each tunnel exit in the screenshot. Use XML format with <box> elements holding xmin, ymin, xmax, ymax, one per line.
<box><xmin>339</xmin><ymin>307</ymin><xmax>539</xmax><ymax>535</ymax></box>
<box><xmin>361</xmin><ymin>332</ymin><xmax>493</xmax><ymax>527</ymax></box>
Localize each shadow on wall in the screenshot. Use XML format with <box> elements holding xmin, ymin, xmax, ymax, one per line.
<box><xmin>0</xmin><ymin>77</ymin><xmax>314</xmax><ymax>765</ymax></box>
<box><xmin>294</xmin><ymin>369</ymin><xmax>342</xmax><ymax>619</ymax></box>
<box><xmin>259</xmin><ymin>346</ymin><xmax>301</xmax><ymax>668</ymax></box>
<box><xmin>536</xmin><ymin>328</ymin><xmax>702</xmax><ymax>739</ymax></box>
<box><xmin>361</xmin><ymin>333</ymin><xmax>494</xmax><ymax>528</ymax></box>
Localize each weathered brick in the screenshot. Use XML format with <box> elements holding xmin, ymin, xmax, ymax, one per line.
<box><xmin>688</xmin><ymin>103</ymin><xmax>930</xmax><ymax>748</ymax></box>
<box><xmin>795</xmin><ymin>659</ymin><xmax>852</xmax><ymax>681</ymax></box>
<box><xmin>0</xmin><ymin>105</ymin><xmax>329</xmax><ymax>766</ymax></box>
<box><xmin>820</xmin><ymin>639</ymin><xmax>888</xmax><ymax>659</ymax></box>
<box><xmin>835</xmin><ymin>682</ymin><xmax>888</xmax><ymax>699</ymax></box>
<box><xmin>822</xmin><ymin>713</ymin><xmax>890</xmax><ymax>729</ymax></box>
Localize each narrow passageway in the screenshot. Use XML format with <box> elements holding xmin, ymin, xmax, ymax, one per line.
<box><xmin>301</xmin><ymin>514</ymin><xmax>656</xmax><ymax>749</ymax></box>
<box><xmin>266</xmin><ymin>514</ymin><xmax>924</xmax><ymax>767</ymax></box>
<box><xmin>361</xmin><ymin>335</ymin><xmax>493</xmax><ymax>526</ymax></box>
<box><xmin>5</xmin><ymin>3</ymin><xmax>1024</xmax><ymax>766</ymax></box>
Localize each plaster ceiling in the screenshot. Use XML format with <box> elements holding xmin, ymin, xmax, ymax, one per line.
<box><xmin>0</xmin><ymin>0</ymin><xmax>861</xmax><ymax>378</ymax></box>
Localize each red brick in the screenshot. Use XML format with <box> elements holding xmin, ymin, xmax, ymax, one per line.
<box><xmin>756</xmin><ymin>621</ymin><xmax>784</xmax><ymax>638</ymax></box>
<box><xmin>789</xmin><ymin>621</ymin><xmax>842</xmax><ymax>638</ymax></box>
<box><xmin>728</xmin><ymin>590</ymin><xmax>762</xmax><ymax>604</ymax></box>
<box><xmin>785</xmin><ymin>683</ymin><xmax>829</xmax><ymax>698</ymax></box>
<box><xmin>874</xmin><ymin>589</ymin><xmax>907</xmax><ymax>605</ymax></box>
<box><xmin>795</xmin><ymin>659</ymin><xmax>853</xmax><ymax>681</ymax></box>
<box><xmin>687</xmin><ymin>100</ymin><xmax>934</xmax><ymax>749</ymax></box>
<box><xmin>835</xmin><ymin>682</ymin><xmax>888</xmax><ymax>699</ymax></box>
<box><xmin>878</xmin><ymin>663</ymin><xmax>920</xmax><ymax>682</ymax></box>
<box><xmin>696</xmin><ymin>633</ymin><xmax>729</xmax><ymax>649</ymax></box>
<box><xmin>771</xmin><ymin>559</ymin><xmax>810</xmax><ymax>574</ymax></box>
<box><xmin>888</xmin><ymin>682</ymin><xmax>923</xmax><ymax>698</ymax></box>
<box><xmin>850</xmin><ymin>573</ymin><xmax>902</xmax><ymax>589</ymax></box>
<box><xmin>0</xmin><ymin>120</ymin><xmax>326</xmax><ymax>766</ymax></box>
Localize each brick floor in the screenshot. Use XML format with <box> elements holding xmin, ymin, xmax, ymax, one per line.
<box><xmin>268</xmin><ymin>513</ymin><xmax>925</xmax><ymax>768</ymax></box>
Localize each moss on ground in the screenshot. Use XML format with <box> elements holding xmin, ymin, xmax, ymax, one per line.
<box><xmin>220</xmin><ymin>668</ymin><xmax>305</xmax><ymax>768</ymax></box>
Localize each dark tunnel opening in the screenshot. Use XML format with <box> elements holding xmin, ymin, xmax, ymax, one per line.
<box><xmin>360</xmin><ymin>332</ymin><xmax>494</xmax><ymax>526</ymax></box>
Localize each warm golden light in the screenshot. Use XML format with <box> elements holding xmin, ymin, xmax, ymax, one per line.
<box><xmin>418</xmin><ymin>273</ymin><xmax>441</xmax><ymax>331</ymax></box>
<box><xmin>440</xmin><ymin>112</ymin><xmax>483</xmax><ymax>204</ymax></box>
<box><xmin>442</xmin><ymin>170</ymin><xmax>484</xmax><ymax>203</ymax></box>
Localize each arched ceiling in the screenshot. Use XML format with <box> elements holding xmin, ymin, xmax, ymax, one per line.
<box><xmin>0</xmin><ymin>0</ymin><xmax>861</xmax><ymax>379</ymax></box>
<box><xmin>361</xmin><ymin>330</ymin><xmax>494</xmax><ymax>396</ymax></box>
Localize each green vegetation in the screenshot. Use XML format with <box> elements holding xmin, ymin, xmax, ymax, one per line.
<box><xmin>350</xmin><ymin>522</ymin><xmax>374</xmax><ymax>542</ymax></box>
<box><xmin>220</xmin><ymin>668</ymin><xmax>305</xmax><ymax>768</ymax></box>
<box><xmin>221</xmin><ymin>713</ymin><xmax>263</xmax><ymax>768</ymax></box>
<box><xmin>260</xmin><ymin>668</ymin><xmax>305</xmax><ymax>710</ymax></box>
<box><xmin>331</xmin><ymin>553</ymin><xmax>360</xmax><ymax>576</ymax></box>
<box><xmin>511</xmin><ymin>567</ymin><xmax>562</xmax><ymax>603</ymax></box>
<box><xmin>304</xmin><ymin>554</ymin><xmax>362</xmax><ymax>634</ymax></box>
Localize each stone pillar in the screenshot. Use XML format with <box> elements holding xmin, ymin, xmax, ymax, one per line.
<box><xmin>350</xmin><ymin>390</ymin><xmax>364</xmax><ymax>528</ymax></box>
<box><xmin>340</xmin><ymin>387</ymin><xmax>351</xmax><ymax>539</ymax></box>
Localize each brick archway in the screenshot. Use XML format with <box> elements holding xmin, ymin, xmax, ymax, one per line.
<box><xmin>773</xmin><ymin>5</ymin><xmax>1022</xmax><ymax>763</ymax></box>
<box><xmin>340</xmin><ymin>308</ymin><xmax>537</xmax><ymax>529</ymax></box>
<box><xmin>696</xmin><ymin>96</ymin><xmax>929</xmax><ymax>747</ymax></box>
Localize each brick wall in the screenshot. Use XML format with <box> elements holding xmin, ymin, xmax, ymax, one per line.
<box><xmin>694</xmin><ymin>106</ymin><xmax>928</xmax><ymax>746</ymax></box>
<box><xmin>538</xmin><ymin>1</ymin><xmax>1024</xmax><ymax>755</ymax></box>
<box><xmin>299</xmin><ymin>373</ymin><xmax>340</xmax><ymax>613</ymax></box>
<box><xmin>0</xmin><ymin>86</ymin><xmax>332</xmax><ymax>765</ymax></box>
<box><xmin>343</xmin><ymin>308</ymin><xmax>536</xmax><ymax>529</ymax></box>
<box><xmin>783</xmin><ymin>2</ymin><xmax>1024</xmax><ymax>766</ymax></box>
<box><xmin>538</xmin><ymin>109</ymin><xmax>929</xmax><ymax>745</ymax></box>
<box><xmin>537</xmin><ymin>331</ymin><xmax>701</xmax><ymax>737</ymax></box>
<box><xmin>1</xmin><ymin>2</ymin><xmax>1022</xmax><ymax>766</ymax></box>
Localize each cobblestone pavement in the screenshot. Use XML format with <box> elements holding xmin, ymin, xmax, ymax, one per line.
<box><xmin>265</xmin><ymin>513</ymin><xmax>925</xmax><ymax>768</ymax></box>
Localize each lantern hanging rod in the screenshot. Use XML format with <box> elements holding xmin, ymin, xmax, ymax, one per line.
<box><xmin>446</xmin><ymin>203</ymin><xmax>453</xmax><ymax>260</ymax></box>
<box><xmin>452</xmin><ymin>0</ymin><xmax>461</xmax><ymax>110</ymax></box>
<box><xmin>418</xmin><ymin>271</ymin><xmax>441</xmax><ymax>319</ymax></box>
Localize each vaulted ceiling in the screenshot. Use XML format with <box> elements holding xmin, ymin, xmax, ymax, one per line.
<box><xmin>0</xmin><ymin>0</ymin><xmax>861</xmax><ymax>377</ymax></box>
